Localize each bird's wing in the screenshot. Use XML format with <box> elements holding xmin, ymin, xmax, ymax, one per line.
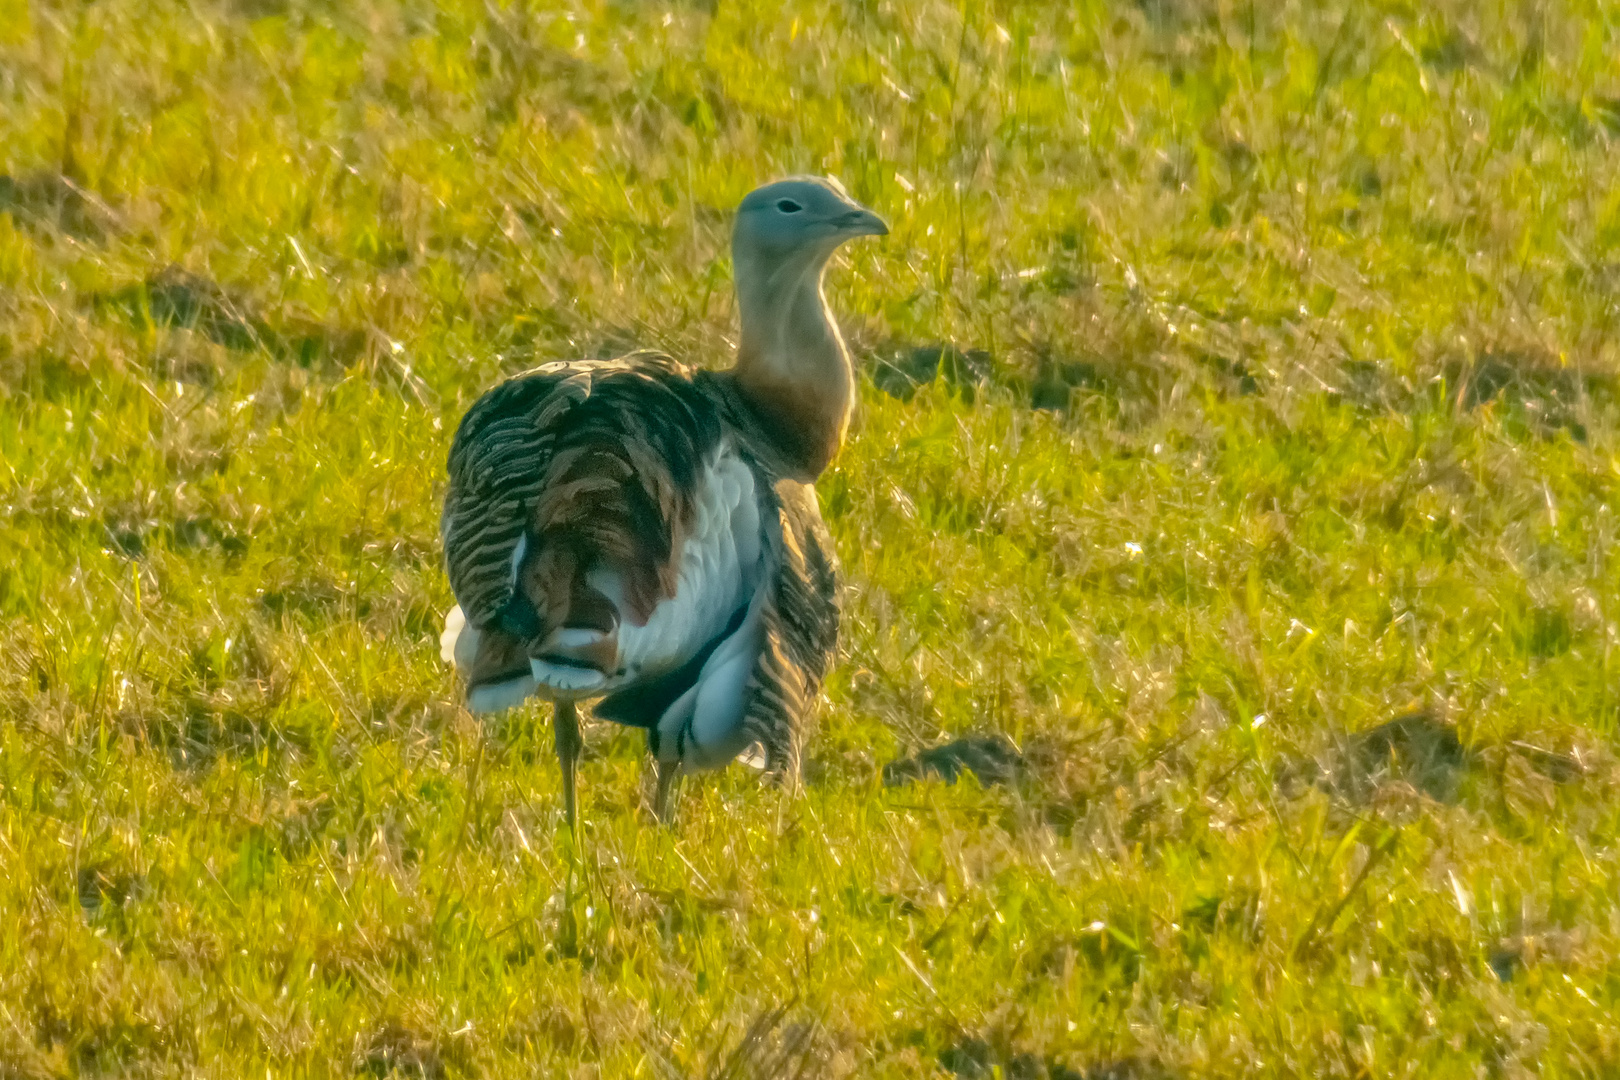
<box><xmin>440</xmin><ymin>352</ymin><xmax>729</xmax><ymax>705</ymax></box>
<box><xmin>441</xmin><ymin>359</ymin><xmax>598</xmax><ymax>641</ymax></box>
<box><xmin>737</xmin><ymin>477</ymin><xmax>841</xmax><ymax>774</ymax></box>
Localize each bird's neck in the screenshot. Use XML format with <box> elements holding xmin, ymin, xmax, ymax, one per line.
<box><xmin>729</xmin><ymin>252</ymin><xmax>854</xmax><ymax>480</ymax></box>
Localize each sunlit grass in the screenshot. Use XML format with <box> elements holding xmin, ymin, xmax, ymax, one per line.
<box><xmin>2</xmin><ymin>0</ymin><xmax>1619</xmax><ymax>1075</ymax></box>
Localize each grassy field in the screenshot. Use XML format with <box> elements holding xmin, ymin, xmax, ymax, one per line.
<box><xmin>3</xmin><ymin>0</ymin><xmax>1620</xmax><ymax>1075</ymax></box>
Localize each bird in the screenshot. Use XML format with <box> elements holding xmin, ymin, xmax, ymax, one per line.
<box><xmin>438</xmin><ymin>176</ymin><xmax>887</xmax><ymax>826</ymax></box>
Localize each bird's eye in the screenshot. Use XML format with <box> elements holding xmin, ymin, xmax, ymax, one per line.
<box><xmin>776</xmin><ymin>199</ymin><xmax>803</xmax><ymax>213</ymax></box>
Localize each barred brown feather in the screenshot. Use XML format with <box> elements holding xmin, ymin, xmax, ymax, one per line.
<box><xmin>443</xmin><ymin>352</ymin><xmax>719</xmax><ymax>641</ymax></box>
<box><xmin>729</xmin><ymin>477</ymin><xmax>840</xmax><ymax>773</ymax></box>
<box><xmin>441</xmin><ymin>351</ymin><xmax>840</xmax><ymax>777</ymax></box>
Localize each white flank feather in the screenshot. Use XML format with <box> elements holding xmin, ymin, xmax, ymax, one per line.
<box><xmin>653</xmin><ymin>566</ymin><xmax>770</xmax><ymax>770</ymax></box>
<box><xmin>509</xmin><ymin>533</ymin><xmax>528</xmax><ymax>588</ymax></box>
<box><xmin>530</xmin><ymin>659</ymin><xmax>606</xmax><ymax>696</ymax></box>
<box><xmin>468</xmin><ymin>674</ymin><xmax>538</xmax><ymax>714</ymax></box>
<box><xmin>582</xmin><ymin>444</ymin><xmax>762</xmax><ymax>683</ymax></box>
<box><xmin>440</xmin><ymin>604</ymin><xmax>480</xmax><ymax>670</ymax></box>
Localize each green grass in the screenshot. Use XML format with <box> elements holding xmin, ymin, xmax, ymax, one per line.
<box><xmin>3</xmin><ymin>0</ymin><xmax>1620</xmax><ymax>1075</ymax></box>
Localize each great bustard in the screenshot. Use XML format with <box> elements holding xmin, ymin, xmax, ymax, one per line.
<box><xmin>439</xmin><ymin>177</ymin><xmax>887</xmax><ymax>824</ymax></box>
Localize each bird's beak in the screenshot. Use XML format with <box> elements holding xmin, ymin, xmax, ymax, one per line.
<box><xmin>836</xmin><ymin>207</ymin><xmax>889</xmax><ymax>237</ymax></box>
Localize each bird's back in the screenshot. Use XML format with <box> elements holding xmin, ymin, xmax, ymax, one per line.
<box><xmin>440</xmin><ymin>351</ymin><xmax>838</xmax><ymax>773</ymax></box>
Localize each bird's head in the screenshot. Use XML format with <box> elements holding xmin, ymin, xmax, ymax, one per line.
<box><xmin>728</xmin><ymin>176</ymin><xmax>886</xmax><ymax>478</ymax></box>
<box><xmin>731</xmin><ymin>176</ymin><xmax>887</xmax><ymax>273</ymax></box>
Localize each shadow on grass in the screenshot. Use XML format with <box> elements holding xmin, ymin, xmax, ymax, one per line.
<box><xmin>1442</xmin><ymin>350</ymin><xmax>1616</xmax><ymax>442</ymax></box>
<box><xmin>883</xmin><ymin>735</ymin><xmax>1024</xmax><ymax>788</ymax></box>
<box><xmin>938</xmin><ymin>1032</ymin><xmax>1170</xmax><ymax>1080</ymax></box>
<box><xmin>94</xmin><ymin>267</ymin><xmax>365</xmax><ymax>371</ymax></box>
<box><xmin>103</xmin><ymin>512</ymin><xmax>248</xmax><ymax>561</ymax></box>
<box><xmin>1277</xmin><ymin>711</ymin><xmax>1595</xmax><ymax>823</ymax></box>
<box><xmin>866</xmin><ymin>342</ymin><xmax>1119</xmax><ymax>414</ymax></box>
<box><xmin>123</xmin><ymin>692</ymin><xmax>301</xmax><ymax>773</ymax></box>
<box><xmin>360</xmin><ymin>1020</ymin><xmax>455</xmax><ymax>1080</ymax></box>
<box><xmin>0</xmin><ymin>171</ymin><xmax>122</xmax><ymax>241</ymax></box>
<box><xmin>869</xmin><ymin>343</ymin><xmax>993</xmax><ymax>404</ymax></box>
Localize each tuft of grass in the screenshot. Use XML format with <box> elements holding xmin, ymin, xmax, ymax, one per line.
<box><xmin>3</xmin><ymin>0</ymin><xmax>1620</xmax><ymax>1075</ymax></box>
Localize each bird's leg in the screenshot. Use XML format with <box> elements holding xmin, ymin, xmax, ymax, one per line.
<box><xmin>554</xmin><ymin>699</ymin><xmax>581</xmax><ymax>831</ymax></box>
<box><xmin>654</xmin><ymin>759</ymin><xmax>680</xmax><ymax>824</ymax></box>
